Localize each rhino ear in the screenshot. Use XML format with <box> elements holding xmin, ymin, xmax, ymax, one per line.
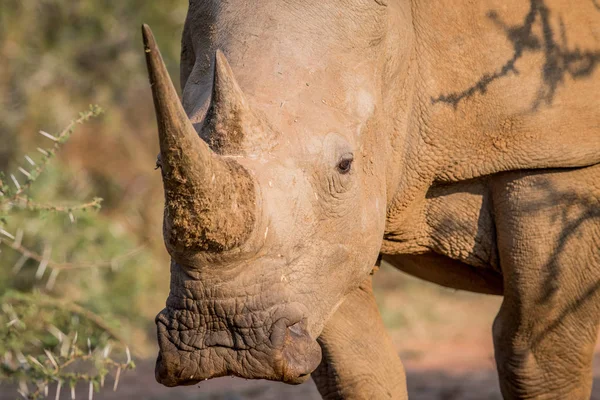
<box><xmin>201</xmin><ymin>50</ymin><xmax>274</xmax><ymax>155</ymax></box>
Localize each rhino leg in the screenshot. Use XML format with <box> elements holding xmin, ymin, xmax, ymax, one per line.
<box><xmin>312</xmin><ymin>275</ymin><xmax>408</xmax><ymax>400</ymax></box>
<box><xmin>491</xmin><ymin>167</ymin><xmax>600</xmax><ymax>400</ymax></box>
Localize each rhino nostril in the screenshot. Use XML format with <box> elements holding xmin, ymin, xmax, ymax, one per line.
<box><xmin>287</xmin><ymin>321</ymin><xmax>305</xmax><ymax>337</ymax></box>
<box><xmin>279</xmin><ymin>319</ymin><xmax>322</xmax><ymax>383</ymax></box>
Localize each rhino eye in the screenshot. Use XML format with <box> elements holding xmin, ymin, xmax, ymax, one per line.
<box><xmin>336</xmin><ymin>154</ymin><xmax>354</xmax><ymax>174</ymax></box>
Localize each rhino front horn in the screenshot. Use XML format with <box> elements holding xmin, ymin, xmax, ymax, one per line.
<box><xmin>142</xmin><ymin>24</ymin><xmax>258</xmax><ymax>257</ymax></box>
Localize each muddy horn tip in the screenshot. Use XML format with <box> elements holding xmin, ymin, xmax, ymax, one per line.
<box><xmin>141</xmin><ymin>24</ymin><xmax>155</xmax><ymax>50</ymax></box>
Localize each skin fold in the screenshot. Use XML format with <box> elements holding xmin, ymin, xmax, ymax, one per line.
<box><xmin>144</xmin><ymin>0</ymin><xmax>600</xmax><ymax>398</ymax></box>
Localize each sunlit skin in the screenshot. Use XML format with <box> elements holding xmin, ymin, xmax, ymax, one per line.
<box><xmin>145</xmin><ymin>1</ymin><xmax>600</xmax><ymax>398</ymax></box>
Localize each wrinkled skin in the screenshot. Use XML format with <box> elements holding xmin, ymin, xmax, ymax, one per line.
<box><xmin>146</xmin><ymin>0</ymin><xmax>600</xmax><ymax>398</ymax></box>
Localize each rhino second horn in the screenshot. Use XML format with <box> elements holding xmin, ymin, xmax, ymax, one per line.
<box><xmin>142</xmin><ymin>24</ymin><xmax>257</xmax><ymax>257</ymax></box>
<box><xmin>202</xmin><ymin>50</ymin><xmax>271</xmax><ymax>155</ymax></box>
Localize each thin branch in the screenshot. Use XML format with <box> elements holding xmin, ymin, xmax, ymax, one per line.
<box><xmin>4</xmin><ymin>294</ymin><xmax>127</xmax><ymax>346</ymax></box>
<box><xmin>0</xmin><ymin>238</ymin><xmax>145</xmax><ymax>271</ymax></box>
<box><xmin>1</xmin><ymin>105</ymin><xmax>103</xmax><ymax>202</ymax></box>
<box><xmin>12</xmin><ymin>196</ymin><xmax>103</xmax><ymax>214</ymax></box>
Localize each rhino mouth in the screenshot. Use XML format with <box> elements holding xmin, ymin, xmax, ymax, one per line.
<box><xmin>154</xmin><ymin>300</ymin><xmax>322</xmax><ymax>386</ymax></box>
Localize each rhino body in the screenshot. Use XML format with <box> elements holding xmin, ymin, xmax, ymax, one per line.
<box><xmin>144</xmin><ymin>0</ymin><xmax>600</xmax><ymax>398</ymax></box>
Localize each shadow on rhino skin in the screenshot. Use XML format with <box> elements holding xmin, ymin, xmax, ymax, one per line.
<box><xmin>432</xmin><ymin>0</ymin><xmax>600</xmax><ymax>110</ymax></box>
<box><xmin>513</xmin><ymin>173</ymin><xmax>600</xmax><ymax>348</ymax></box>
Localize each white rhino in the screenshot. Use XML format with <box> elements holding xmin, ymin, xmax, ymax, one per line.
<box><xmin>143</xmin><ymin>0</ymin><xmax>600</xmax><ymax>398</ymax></box>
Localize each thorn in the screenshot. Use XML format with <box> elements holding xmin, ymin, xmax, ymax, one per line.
<box><xmin>27</xmin><ymin>355</ymin><xmax>44</xmax><ymax>369</ymax></box>
<box><xmin>71</xmin><ymin>385</ymin><xmax>75</xmax><ymax>400</ymax></box>
<box><xmin>88</xmin><ymin>381</ymin><xmax>93</xmax><ymax>400</ymax></box>
<box><xmin>48</xmin><ymin>325</ymin><xmax>65</xmax><ymax>343</ymax></box>
<box><xmin>39</xmin><ymin>130</ymin><xmax>59</xmax><ymax>141</ymax></box>
<box><xmin>25</xmin><ymin>155</ymin><xmax>36</xmax><ymax>166</ymax></box>
<box><xmin>36</xmin><ymin>246</ymin><xmax>50</xmax><ymax>279</ymax></box>
<box><xmin>70</xmin><ymin>331</ymin><xmax>79</xmax><ymax>357</ymax></box>
<box><xmin>15</xmin><ymin>351</ymin><xmax>27</xmax><ymax>365</ymax></box>
<box><xmin>125</xmin><ymin>346</ymin><xmax>131</xmax><ymax>364</ymax></box>
<box><xmin>69</xmin><ymin>212</ymin><xmax>75</xmax><ymax>224</ymax></box>
<box><xmin>18</xmin><ymin>167</ymin><xmax>31</xmax><ymax>179</ymax></box>
<box><xmin>44</xmin><ymin>349</ymin><xmax>59</xmax><ymax>370</ymax></box>
<box><xmin>102</xmin><ymin>344</ymin><xmax>111</xmax><ymax>359</ymax></box>
<box><xmin>13</xmin><ymin>254</ymin><xmax>28</xmax><ymax>274</ymax></box>
<box><xmin>46</xmin><ymin>268</ymin><xmax>60</xmax><ymax>291</ymax></box>
<box><xmin>59</xmin><ymin>336</ymin><xmax>70</xmax><ymax>357</ymax></box>
<box><xmin>14</xmin><ymin>229</ymin><xmax>23</xmax><ymax>248</ymax></box>
<box><xmin>0</xmin><ymin>228</ymin><xmax>15</xmax><ymax>240</ymax></box>
<box><xmin>10</xmin><ymin>174</ymin><xmax>20</xmax><ymax>189</ymax></box>
<box><xmin>55</xmin><ymin>381</ymin><xmax>62</xmax><ymax>400</ymax></box>
<box><xmin>264</xmin><ymin>226</ymin><xmax>269</xmax><ymax>239</ymax></box>
<box><xmin>37</xmin><ymin>147</ymin><xmax>49</xmax><ymax>156</ymax></box>
<box><xmin>113</xmin><ymin>367</ymin><xmax>121</xmax><ymax>391</ymax></box>
<box><xmin>87</xmin><ymin>337</ymin><xmax>92</xmax><ymax>355</ymax></box>
<box><xmin>19</xmin><ymin>380</ymin><xmax>30</xmax><ymax>396</ymax></box>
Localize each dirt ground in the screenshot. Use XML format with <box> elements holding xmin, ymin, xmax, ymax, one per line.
<box><xmin>4</xmin><ymin>266</ymin><xmax>600</xmax><ymax>399</ymax></box>
<box><xmin>10</xmin><ymin>355</ymin><xmax>600</xmax><ymax>400</ymax></box>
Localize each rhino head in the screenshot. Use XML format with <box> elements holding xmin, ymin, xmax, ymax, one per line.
<box><xmin>143</xmin><ymin>0</ymin><xmax>407</xmax><ymax>386</ymax></box>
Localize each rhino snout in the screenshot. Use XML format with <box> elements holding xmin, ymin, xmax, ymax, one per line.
<box><xmin>154</xmin><ymin>309</ymin><xmax>322</xmax><ymax>386</ymax></box>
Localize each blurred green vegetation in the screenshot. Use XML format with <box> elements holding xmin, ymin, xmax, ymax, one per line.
<box><xmin>0</xmin><ymin>107</ymin><xmax>143</xmax><ymax>398</ymax></box>
<box><xmin>1</xmin><ymin>0</ymin><xmax>185</xmax><ymax>154</ymax></box>
<box><xmin>0</xmin><ymin>0</ymin><xmax>188</xmax><ymax>367</ymax></box>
